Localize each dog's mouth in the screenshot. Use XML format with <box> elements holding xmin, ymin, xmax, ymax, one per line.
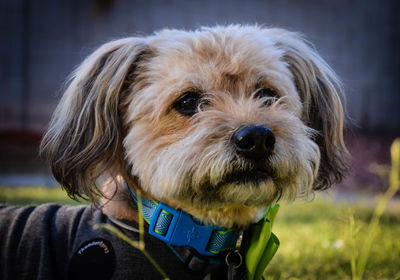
<box><xmin>217</xmin><ymin>168</ymin><xmax>273</xmax><ymax>187</ymax></box>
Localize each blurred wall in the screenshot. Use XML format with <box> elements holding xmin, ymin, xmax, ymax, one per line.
<box><xmin>1</xmin><ymin>0</ymin><xmax>399</xmax><ymax>133</ymax></box>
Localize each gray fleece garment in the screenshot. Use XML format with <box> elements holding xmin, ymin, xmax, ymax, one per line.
<box><xmin>0</xmin><ymin>204</ymin><xmax>207</xmax><ymax>280</ymax></box>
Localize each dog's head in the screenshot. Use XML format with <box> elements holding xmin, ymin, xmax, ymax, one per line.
<box><xmin>41</xmin><ymin>25</ymin><xmax>348</xmax><ymax>227</ymax></box>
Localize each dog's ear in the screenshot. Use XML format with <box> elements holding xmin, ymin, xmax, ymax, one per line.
<box><xmin>40</xmin><ymin>38</ymin><xmax>149</xmax><ymax>201</ymax></box>
<box><xmin>265</xmin><ymin>28</ymin><xmax>349</xmax><ymax>190</ymax></box>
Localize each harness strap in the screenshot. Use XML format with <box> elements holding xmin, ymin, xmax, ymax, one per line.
<box><xmin>124</xmin><ymin>181</ymin><xmax>239</xmax><ymax>257</ymax></box>
<box><xmin>124</xmin><ymin>182</ymin><xmax>280</xmax><ymax>279</ymax></box>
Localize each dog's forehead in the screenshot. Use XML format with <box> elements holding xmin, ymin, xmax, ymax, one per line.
<box><xmin>146</xmin><ymin>27</ymin><xmax>293</xmax><ymax>93</ymax></box>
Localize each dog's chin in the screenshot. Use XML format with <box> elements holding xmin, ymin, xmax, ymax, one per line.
<box><xmin>162</xmin><ymin>170</ymin><xmax>279</xmax><ymax>228</ymax></box>
<box><xmin>167</xmin><ymin>192</ymin><xmax>271</xmax><ymax>228</ymax></box>
<box><xmin>211</xmin><ymin>167</ymin><xmax>278</xmax><ymax>204</ymax></box>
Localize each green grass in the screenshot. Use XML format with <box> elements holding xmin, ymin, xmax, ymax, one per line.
<box><xmin>0</xmin><ymin>186</ymin><xmax>87</xmax><ymax>205</ymax></box>
<box><xmin>265</xmin><ymin>198</ymin><xmax>400</xmax><ymax>280</ymax></box>
<box><xmin>0</xmin><ymin>187</ymin><xmax>399</xmax><ymax>279</ymax></box>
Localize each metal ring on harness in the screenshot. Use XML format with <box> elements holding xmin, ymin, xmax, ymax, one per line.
<box><xmin>225</xmin><ymin>250</ymin><xmax>243</xmax><ymax>269</ymax></box>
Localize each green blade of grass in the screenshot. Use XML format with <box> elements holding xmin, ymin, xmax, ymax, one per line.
<box><xmin>352</xmin><ymin>138</ymin><xmax>400</xmax><ymax>280</ymax></box>
<box><xmin>95</xmin><ymin>223</ymin><xmax>170</xmax><ymax>280</ymax></box>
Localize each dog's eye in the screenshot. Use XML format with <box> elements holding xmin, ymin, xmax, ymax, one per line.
<box><xmin>255</xmin><ymin>87</ymin><xmax>277</xmax><ymax>99</ymax></box>
<box><xmin>254</xmin><ymin>87</ymin><xmax>277</xmax><ymax>106</ymax></box>
<box><xmin>174</xmin><ymin>92</ymin><xmax>202</xmax><ymax>116</ymax></box>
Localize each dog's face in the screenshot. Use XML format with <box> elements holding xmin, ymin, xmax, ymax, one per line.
<box><xmin>41</xmin><ymin>26</ymin><xmax>348</xmax><ymax>228</ymax></box>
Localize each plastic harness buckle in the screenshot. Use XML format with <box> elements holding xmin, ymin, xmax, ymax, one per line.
<box><xmin>148</xmin><ymin>201</ymin><xmax>236</xmax><ymax>257</ymax></box>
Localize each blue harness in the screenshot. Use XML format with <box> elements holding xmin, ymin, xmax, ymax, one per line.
<box><xmin>125</xmin><ymin>181</ymin><xmax>239</xmax><ymax>257</ymax></box>
<box><xmin>124</xmin><ymin>182</ymin><xmax>280</xmax><ymax>279</ymax></box>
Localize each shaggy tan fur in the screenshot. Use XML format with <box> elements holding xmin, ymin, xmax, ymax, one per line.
<box><xmin>41</xmin><ymin>25</ymin><xmax>348</xmax><ymax>228</ymax></box>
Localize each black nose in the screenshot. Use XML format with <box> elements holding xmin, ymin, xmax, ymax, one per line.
<box><xmin>232</xmin><ymin>125</ymin><xmax>275</xmax><ymax>159</ymax></box>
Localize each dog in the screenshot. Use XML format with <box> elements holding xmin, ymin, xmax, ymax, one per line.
<box><xmin>0</xmin><ymin>25</ymin><xmax>348</xmax><ymax>280</ymax></box>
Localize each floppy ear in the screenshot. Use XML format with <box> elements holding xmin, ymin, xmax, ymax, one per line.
<box><xmin>265</xmin><ymin>28</ymin><xmax>349</xmax><ymax>190</ymax></box>
<box><xmin>40</xmin><ymin>38</ymin><xmax>149</xmax><ymax>201</ymax></box>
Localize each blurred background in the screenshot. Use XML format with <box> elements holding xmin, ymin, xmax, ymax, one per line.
<box><xmin>1</xmin><ymin>0</ymin><xmax>399</xmax><ymax>192</ymax></box>
<box><xmin>0</xmin><ymin>1</ymin><xmax>399</xmax><ymax>278</ymax></box>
